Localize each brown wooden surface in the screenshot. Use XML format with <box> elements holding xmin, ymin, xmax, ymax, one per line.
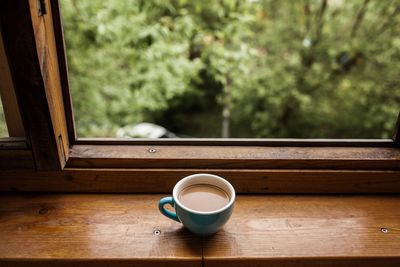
<box><xmin>0</xmin><ymin>150</ymin><xmax>34</xmax><ymax>170</ymax></box>
<box><xmin>0</xmin><ymin>137</ymin><xmax>29</xmax><ymax>149</ymax></box>
<box><xmin>68</xmin><ymin>145</ymin><xmax>400</xmax><ymax>170</ymax></box>
<box><xmin>77</xmin><ymin>137</ymin><xmax>395</xmax><ymax>147</ymax></box>
<box><xmin>0</xmin><ymin>1</ymin><xmax>63</xmax><ymax>170</ymax></box>
<box><xmin>204</xmin><ymin>258</ymin><xmax>400</xmax><ymax>267</ymax></box>
<box><xmin>0</xmin><ymin>194</ymin><xmax>202</xmax><ymax>267</ymax></box>
<box><xmin>0</xmin><ymin>194</ymin><xmax>399</xmax><ymax>267</ymax></box>
<box><xmin>203</xmin><ymin>195</ymin><xmax>400</xmax><ymax>267</ymax></box>
<box><xmin>29</xmin><ymin>0</ymin><xmax>70</xmax><ymax>165</ymax></box>
<box><xmin>0</xmin><ymin>23</ymin><xmax>24</xmax><ymax>137</ymax></box>
<box><xmin>394</xmin><ymin>112</ymin><xmax>400</xmax><ymax>145</ymax></box>
<box><xmin>0</xmin><ymin>169</ymin><xmax>399</xmax><ymax>193</ymax></box>
<box><xmin>50</xmin><ymin>0</ymin><xmax>77</xmax><ymax>145</ymax></box>
<box><xmin>0</xmin><ymin>138</ymin><xmax>34</xmax><ymax>170</ymax></box>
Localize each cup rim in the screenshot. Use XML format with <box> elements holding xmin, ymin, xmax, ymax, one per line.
<box><xmin>173</xmin><ymin>173</ymin><xmax>236</xmax><ymax>215</ymax></box>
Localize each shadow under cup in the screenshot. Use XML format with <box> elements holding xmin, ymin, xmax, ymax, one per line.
<box><xmin>159</xmin><ymin>173</ymin><xmax>235</xmax><ymax>235</ymax></box>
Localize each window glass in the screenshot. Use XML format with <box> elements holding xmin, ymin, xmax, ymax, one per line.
<box><xmin>0</xmin><ymin>98</ymin><xmax>9</xmax><ymax>137</ymax></box>
<box><xmin>61</xmin><ymin>0</ymin><xmax>400</xmax><ymax>138</ymax></box>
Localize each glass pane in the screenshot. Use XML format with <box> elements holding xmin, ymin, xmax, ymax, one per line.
<box><xmin>61</xmin><ymin>0</ymin><xmax>399</xmax><ymax>139</ymax></box>
<box><xmin>0</xmin><ymin>98</ymin><xmax>9</xmax><ymax>137</ymax></box>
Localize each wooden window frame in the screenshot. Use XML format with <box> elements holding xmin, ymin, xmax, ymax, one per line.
<box><xmin>0</xmin><ymin>0</ymin><xmax>399</xmax><ymax>193</ymax></box>
<box><xmin>0</xmin><ymin>3</ymin><xmax>32</xmax><ymax>170</ymax></box>
<box><xmin>0</xmin><ymin>25</ymin><xmax>24</xmax><ymax>138</ymax></box>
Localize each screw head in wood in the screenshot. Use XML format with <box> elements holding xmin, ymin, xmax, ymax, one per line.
<box><xmin>153</xmin><ymin>229</ymin><xmax>161</xmax><ymax>235</ymax></box>
<box><xmin>148</xmin><ymin>148</ymin><xmax>157</xmax><ymax>153</ymax></box>
<box><xmin>38</xmin><ymin>208</ymin><xmax>48</xmax><ymax>215</ymax></box>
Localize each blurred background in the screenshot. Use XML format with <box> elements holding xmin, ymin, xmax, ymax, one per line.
<box><xmin>32</xmin><ymin>0</ymin><xmax>399</xmax><ymax>138</ymax></box>
<box><xmin>0</xmin><ymin>100</ymin><xmax>7</xmax><ymax>137</ymax></box>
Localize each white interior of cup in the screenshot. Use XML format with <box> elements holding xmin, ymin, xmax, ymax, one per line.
<box><xmin>173</xmin><ymin>173</ymin><xmax>236</xmax><ymax>215</ymax></box>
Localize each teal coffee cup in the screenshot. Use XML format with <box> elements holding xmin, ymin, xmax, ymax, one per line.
<box><xmin>158</xmin><ymin>173</ymin><xmax>235</xmax><ymax>235</ymax></box>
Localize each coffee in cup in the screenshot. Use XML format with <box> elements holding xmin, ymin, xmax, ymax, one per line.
<box><xmin>158</xmin><ymin>173</ymin><xmax>235</xmax><ymax>235</ymax></box>
<box><xmin>178</xmin><ymin>184</ymin><xmax>230</xmax><ymax>212</ymax></box>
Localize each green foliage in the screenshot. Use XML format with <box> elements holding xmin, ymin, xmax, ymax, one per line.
<box><xmin>0</xmin><ymin>99</ymin><xmax>8</xmax><ymax>137</ymax></box>
<box><xmin>61</xmin><ymin>0</ymin><xmax>400</xmax><ymax>138</ymax></box>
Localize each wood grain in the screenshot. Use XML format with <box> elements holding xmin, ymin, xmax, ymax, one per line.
<box><xmin>50</xmin><ymin>0</ymin><xmax>77</xmax><ymax>144</ymax></box>
<box><xmin>0</xmin><ymin>194</ymin><xmax>399</xmax><ymax>266</ymax></box>
<box><xmin>68</xmin><ymin>145</ymin><xmax>400</xmax><ymax>170</ymax></box>
<box><xmin>204</xmin><ymin>258</ymin><xmax>400</xmax><ymax>267</ymax></box>
<box><xmin>29</xmin><ymin>0</ymin><xmax>70</xmax><ymax>165</ymax></box>
<box><xmin>203</xmin><ymin>195</ymin><xmax>400</xmax><ymax>267</ymax></box>
<box><xmin>0</xmin><ymin>194</ymin><xmax>202</xmax><ymax>266</ymax></box>
<box><xmin>77</xmin><ymin>138</ymin><xmax>395</xmax><ymax>147</ymax></box>
<box><xmin>0</xmin><ymin>169</ymin><xmax>399</xmax><ymax>193</ymax></box>
<box><xmin>0</xmin><ymin>1</ymin><xmax>62</xmax><ymax>170</ymax></box>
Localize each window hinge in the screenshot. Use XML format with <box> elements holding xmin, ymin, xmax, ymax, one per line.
<box><xmin>37</xmin><ymin>0</ymin><xmax>47</xmax><ymax>16</ymax></box>
<box><xmin>58</xmin><ymin>134</ymin><xmax>67</xmax><ymax>166</ymax></box>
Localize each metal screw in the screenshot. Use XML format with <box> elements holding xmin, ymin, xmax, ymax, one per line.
<box><xmin>153</xmin><ymin>229</ymin><xmax>161</xmax><ymax>235</ymax></box>
<box><xmin>381</xmin><ymin>228</ymin><xmax>389</xmax><ymax>233</ymax></box>
<box><xmin>148</xmin><ymin>148</ymin><xmax>157</xmax><ymax>153</ymax></box>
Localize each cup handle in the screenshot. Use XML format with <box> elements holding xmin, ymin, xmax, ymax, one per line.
<box><xmin>158</xmin><ymin>196</ymin><xmax>180</xmax><ymax>222</ymax></box>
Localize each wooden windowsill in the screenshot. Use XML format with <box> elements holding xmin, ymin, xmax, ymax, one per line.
<box><xmin>0</xmin><ymin>194</ymin><xmax>399</xmax><ymax>267</ymax></box>
<box><xmin>68</xmin><ymin>145</ymin><xmax>400</xmax><ymax>170</ymax></box>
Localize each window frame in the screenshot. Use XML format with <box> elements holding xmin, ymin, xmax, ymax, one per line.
<box><xmin>0</xmin><ymin>25</ymin><xmax>24</xmax><ymax>138</ymax></box>
<box><xmin>0</xmin><ymin>3</ymin><xmax>33</xmax><ymax>170</ymax></box>
<box><xmin>0</xmin><ymin>0</ymin><xmax>399</xmax><ymax>193</ymax></box>
<box><xmin>0</xmin><ymin>0</ymin><xmax>69</xmax><ymax>171</ymax></box>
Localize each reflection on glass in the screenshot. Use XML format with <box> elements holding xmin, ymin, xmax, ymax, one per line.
<box><xmin>61</xmin><ymin>0</ymin><xmax>399</xmax><ymax>138</ymax></box>
<box><xmin>0</xmin><ymin>98</ymin><xmax>9</xmax><ymax>137</ymax></box>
